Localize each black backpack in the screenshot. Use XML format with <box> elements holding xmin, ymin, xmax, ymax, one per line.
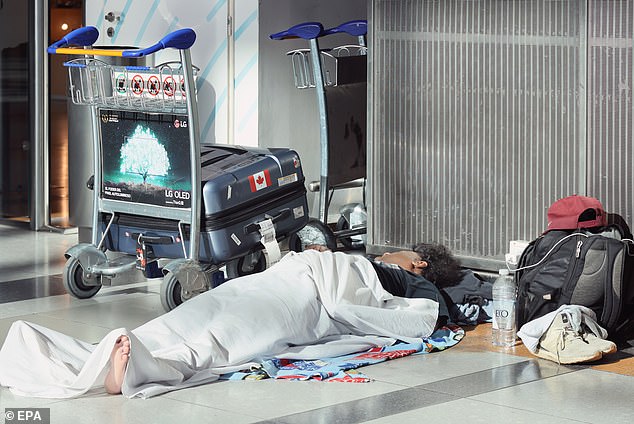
<box><xmin>515</xmin><ymin>223</ymin><xmax>634</xmax><ymax>342</ymax></box>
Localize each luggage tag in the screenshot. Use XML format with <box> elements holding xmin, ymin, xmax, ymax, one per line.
<box><xmin>135</xmin><ymin>237</ymin><xmax>161</xmax><ymax>278</ymax></box>
<box><xmin>257</xmin><ymin>219</ymin><xmax>282</xmax><ymax>266</ymax></box>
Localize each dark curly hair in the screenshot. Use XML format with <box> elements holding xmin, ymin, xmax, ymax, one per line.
<box><xmin>412</xmin><ymin>243</ymin><xmax>463</xmax><ymax>288</ymax></box>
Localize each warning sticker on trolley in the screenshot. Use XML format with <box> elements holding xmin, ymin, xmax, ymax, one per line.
<box><xmin>130</xmin><ymin>75</ymin><xmax>145</xmax><ymax>95</ymax></box>
<box><xmin>147</xmin><ymin>75</ymin><xmax>161</xmax><ymax>96</ymax></box>
<box><xmin>113</xmin><ymin>71</ymin><xmax>189</xmax><ymax>99</ymax></box>
<box><xmin>163</xmin><ymin>76</ymin><xmax>176</xmax><ymax>96</ymax></box>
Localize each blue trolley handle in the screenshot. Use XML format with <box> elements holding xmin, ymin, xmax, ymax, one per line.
<box><xmin>122</xmin><ymin>28</ymin><xmax>196</xmax><ymax>57</ymax></box>
<box><xmin>323</xmin><ymin>20</ymin><xmax>367</xmax><ymax>48</ymax></box>
<box><xmin>48</xmin><ymin>26</ymin><xmax>196</xmax><ymax>57</ymax></box>
<box><xmin>269</xmin><ymin>20</ymin><xmax>367</xmax><ymax>41</ymax></box>
<box><xmin>48</xmin><ymin>26</ymin><xmax>99</xmax><ymax>52</ymax></box>
<box><xmin>269</xmin><ymin>22</ymin><xmax>324</xmax><ymax>40</ymax></box>
<box><xmin>323</xmin><ymin>20</ymin><xmax>367</xmax><ymax>37</ymax></box>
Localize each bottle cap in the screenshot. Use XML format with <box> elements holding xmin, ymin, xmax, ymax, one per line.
<box><xmin>498</xmin><ymin>268</ymin><xmax>510</xmax><ymax>276</ymax></box>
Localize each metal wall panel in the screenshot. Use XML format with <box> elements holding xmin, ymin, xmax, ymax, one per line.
<box><xmin>587</xmin><ymin>0</ymin><xmax>634</xmax><ymax>224</ymax></box>
<box><xmin>368</xmin><ymin>0</ymin><xmax>588</xmax><ymax>269</ymax></box>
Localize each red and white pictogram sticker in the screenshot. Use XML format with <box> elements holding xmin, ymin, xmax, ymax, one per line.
<box><xmin>147</xmin><ymin>75</ymin><xmax>160</xmax><ymax>96</ymax></box>
<box><xmin>248</xmin><ymin>170</ymin><xmax>272</xmax><ymax>192</ymax></box>
<box><xmin>163</xmin><ymin>76</ymin><xmax>175</xmax><ymax>97</ymax></box>
<box><xmin>131</xmin><ymin>75</ymin><xmax>144</xmax><ymax>95</ymax></box>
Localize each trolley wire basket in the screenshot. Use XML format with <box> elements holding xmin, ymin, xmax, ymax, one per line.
<box><xmin>286</xmin><ymin>44</ymin><xmax>367</xmax><ymax>89</ymax></box>
<box><xmin>64</xmin><ymin>58</ymin><xmax>198</xmax><ymax>113</ymax></box>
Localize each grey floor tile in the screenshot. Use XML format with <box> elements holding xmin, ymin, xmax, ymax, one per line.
<box><xmin>0</xmin><ymin>275</ymin><xmax>66</xmax><ymax>304</ymax></box>
<box><xmin>0</xmin><ymin>290</ymin><xmax>147</xmax><ymax>321</ymax></box>
<box><xmin>0</xmin><ymin>315</ymin><xmax>113</xmax><ymax>346</ymax></box>
<box><xmin>165</xmin><ymin>378</ymin><xmax>407</xmax><ymax>421</ymax></box>
<box><xmin>363</xmin><ymin>349</ymin><xmax>528</xmax><ymax>387</ymax></box>
<box><xmin>1</xmin><ymin>391</ymin><xmax>260</xmax><ymax>424</ymax></box>
<box><xmin>362</xmin><ymin>397</ymin><xmax>589</xmax><ymax>424</ymax></box>
<box><xmin>0</xmin><ymin>387</ymin><xmax>60</xmax><ymax>410</ymax></box>
<box><xmin>0</xmin><ymin>288</ymin><xmax>163</xmax><ymax>344</ymax></box>
<box><xmin>254</xmin><ymin>386</ymin><xmax>459</xmax><ymax>424</ymax></box>
<box><xmin>0</xmin><ymin>225</ymin><xmax>75</xmax><ymax>283</ymax></box>
<box><xmin>0</xmin><ymin>295</ymin><xmax>74</xmax><ymax>321</ymax></box>
<box><xmin>0</xmin><ymin>279</ymin><xmax>156</xmax><ymax>322</ymax></box>
<box><xmin>417</xmin><ymin>358</ymin><xmax>579</xmax><ymax>397</ymax></box>
<box><xmin>470</xmin><ymin>368</ymin><xmax>634</xmax><ymax>424</ymax></box>
<box><xmin>40</xmin><ymin>293</ymin><xmax>164</xmax><ymax>331</ymax></box>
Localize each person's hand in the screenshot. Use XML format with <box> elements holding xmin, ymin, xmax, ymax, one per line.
<box><xmin>305</xmin><ymin>244</ymin><xmax>331</xmax><ymax>252</ymax></box>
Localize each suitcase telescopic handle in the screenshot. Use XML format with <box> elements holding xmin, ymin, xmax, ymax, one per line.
<box><xmin>244</xmin><ymin>209</ymin><xmax>291</xmax><ymax>235</ymax></box>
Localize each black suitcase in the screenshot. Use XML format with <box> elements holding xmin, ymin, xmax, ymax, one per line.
<box><xmin>101</xmin><ymin>144</ymin><xmax>309</xmax><ymax>266</ymax></box>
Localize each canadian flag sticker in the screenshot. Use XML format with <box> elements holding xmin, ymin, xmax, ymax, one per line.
<box><xmin>249</xmin><ymin>169</ymin><xmax>272</xmax><ymax>192</ymax></box>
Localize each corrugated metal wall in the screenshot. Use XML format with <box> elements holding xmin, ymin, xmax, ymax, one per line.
<box><xmin>587</xmin><ymin>1</ymin><xmax>634</xmax><ymax>225</ymax></box>
<box><xmin>368</xmin><ymin>0</ymin><xmax>633</xmax><ymax>270</ymax></box>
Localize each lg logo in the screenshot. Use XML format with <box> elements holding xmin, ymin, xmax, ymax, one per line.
<box><xmin>174</xmin><ymin>119</ymin><xmax>188</xmax><ymax>128</ymax></box>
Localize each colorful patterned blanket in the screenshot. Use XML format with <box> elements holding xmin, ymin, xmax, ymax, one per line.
<box><xmin>221</xmin><ymin>324</ymin><xmax>464</xmax><ymax>382</ymax></box>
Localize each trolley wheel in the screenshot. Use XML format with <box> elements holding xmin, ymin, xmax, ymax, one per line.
<box><xmin>225</xmin><ymin>250</ymin><xmax>267</xmax><ymax>279</ymax></box>
<box><xmin>62</xmin><ymin>256</ymin><xmax>101</xmax><ymax>299</ymax></box>
<box><xmin>336</xmin><ymin>216</ymin><xmax>365</xmax><ymax>250</ymax></box>
<box><xmin>336</xmin><ymin>216</ymin><xmax>354</xmax><ymax>249</ymax></box>
<box><xmin>160</xmin><ymin>272</ymin><xmax>183</xmax><ymax>312</ymax></box>
<box><xmin>288</xmin><ymin>218</ymin><xmax>337</xmax><ymax>252</ymax></box>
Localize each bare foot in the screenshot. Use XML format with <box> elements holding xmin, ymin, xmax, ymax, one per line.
<box><xmin>104</xmin><ymin>335</ymin><xmax>130</xmax><ymax>395</ymax></box>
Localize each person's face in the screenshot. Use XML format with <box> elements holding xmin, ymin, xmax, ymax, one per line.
<box><xmin>374</xmin><ymin>250</ymin><xmax>428</xmax><ymax>275</ymax></box>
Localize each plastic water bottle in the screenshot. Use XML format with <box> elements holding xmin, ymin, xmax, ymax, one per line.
<box><xmin>492</xmin><ymin>268</ymin><xmax>517</xmax><ymax>347</ymax></box>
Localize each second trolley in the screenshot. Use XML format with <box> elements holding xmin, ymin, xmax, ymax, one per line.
<box><xmin>270</xmin><ymin>20</ymin><xmax>369</xmax><ymax>251</ymax></box>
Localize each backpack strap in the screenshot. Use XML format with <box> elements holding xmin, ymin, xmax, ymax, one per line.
<box><xmin>606</xmin><ymin>213</ymin><xmax>633</xmax><ymax>240</ymax></box>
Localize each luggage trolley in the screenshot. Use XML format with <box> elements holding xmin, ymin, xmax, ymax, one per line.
<box><xmin>270</xmin><ymin>20</ymin><xmax>369</xmax><ymax>251</ymax></box>
<box><xmin>49</xmin><ymin>27</ymin><xmax>309</xmax><ymax>311</ymax></box>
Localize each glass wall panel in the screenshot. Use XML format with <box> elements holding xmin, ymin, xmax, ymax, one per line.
<box><xmin>0</xmin><ymin>0</ymin><xmax>31</xmax><ymax>220</ymax></box>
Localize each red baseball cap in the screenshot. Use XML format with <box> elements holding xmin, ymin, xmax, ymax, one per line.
<box><xmin>546</xmin><ymin>195</ymin><xmax>607</xmax><ymax>231</ymax></box>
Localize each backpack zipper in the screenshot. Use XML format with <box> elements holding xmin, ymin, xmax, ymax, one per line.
<box><xmin>561</xmin><ymin>235</ymin><xmax>585</xmax><ymax>302</ymax></box>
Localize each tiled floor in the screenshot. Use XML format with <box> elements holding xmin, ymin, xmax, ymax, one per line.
<box><xmin>1</xmin><ymin>221</ymin><xmax>633</xmax><ymax>423</ymax></box>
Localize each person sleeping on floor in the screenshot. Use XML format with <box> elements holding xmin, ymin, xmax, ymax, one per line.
<box><xmin>0</xmin><ymin>243</ymin><xmax>462</xmax><ymax>399</ymax></box>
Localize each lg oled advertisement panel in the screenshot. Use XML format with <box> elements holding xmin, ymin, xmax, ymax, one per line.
<box><xmin>99</xmin><ymin>109</ymin><xmax>192</xmax><ymax>209</ymax></box>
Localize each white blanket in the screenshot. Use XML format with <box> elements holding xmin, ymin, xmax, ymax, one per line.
<box><xmin>0</xmin><ymin>250</ymin><xmax>439</xmax><ymax>398</ymax></box>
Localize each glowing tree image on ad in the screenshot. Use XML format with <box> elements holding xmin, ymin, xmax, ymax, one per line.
<box><xmin>120</xmin><ymin>125</ymin><xmax>171</xmax><ymax>186</ymax></box>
